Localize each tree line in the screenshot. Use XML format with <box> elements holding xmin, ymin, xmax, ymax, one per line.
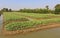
<box><xmin>0</xmin><ymin>4</ymin><xmax>60</xmax><ymax>14</ymax></box>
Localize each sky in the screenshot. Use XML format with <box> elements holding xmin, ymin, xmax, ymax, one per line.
<box><xmin>0</xmin><ymin>0</ymin><xmax>60</xmax><ymax>10</ymax></box>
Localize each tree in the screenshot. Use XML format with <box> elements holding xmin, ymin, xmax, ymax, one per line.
<box><xmin>9</xmin><ymin>9</ymin><xmax>12</xmax><ymax>12</ymax></box>
<box><xmin>46</xmin><ymin>5</ymin><xmax>49</xmax><ymax>10</ymax></box>
<box><xmin>45</xmin><ymin>5</ymin><xmax>49</xmax><ymax>13</ymax></box>
<box><xmin>1</xmin><ymin>8</ymin><xmax>9</xmax><ymax>12</ymax></box>
<box><xmin>55</xmin><ymin>4</ymin><xmax>60</xmax><ymax>14</ymax></box>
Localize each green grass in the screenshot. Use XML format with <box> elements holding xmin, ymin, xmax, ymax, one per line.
<box><xmin>3</xmin><ymin>12</ymin><xmax>60</xmax><ymax>31</ymax></box>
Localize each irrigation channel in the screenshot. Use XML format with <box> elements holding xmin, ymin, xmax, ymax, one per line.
<box><xmin>0</xmin><ymin>15</ymin><xmax>60</xmax><ymax>38</ymax></box>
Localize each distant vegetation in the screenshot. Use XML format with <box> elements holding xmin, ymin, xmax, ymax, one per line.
<box><xmin>1</xmin><ymin>4</ymin><xmax>60</xmax><ymax>14</ymax></box>
<box><xmin>55</xmin><ymin>4</ymin><xmax>60</xmax><ymax>14</ymax></box>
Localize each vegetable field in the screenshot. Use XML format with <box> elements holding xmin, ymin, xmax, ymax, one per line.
<box><xmin>3</xmin><ymin>12</ymin><xmax>60</xmax><ymax>31</ymax></box>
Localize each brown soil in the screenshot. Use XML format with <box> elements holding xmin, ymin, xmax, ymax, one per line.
<box><xmin>2</xmin><ymin>22</ymin><xmax>60</xmax><ymax>35</ymax></box>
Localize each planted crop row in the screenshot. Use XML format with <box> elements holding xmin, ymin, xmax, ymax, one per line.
<box><xmin>14</xmin><ymin>12</ymin><xmax>60</xmax><ymax>18</ymax></box>
<box><xmin>5</xmin><ymin>18</ymin><xmax>60</xmax><ymax>31</ymax></box>
<box><xmin>5</xmin><ymin>21</ymin><xmax>40</xmax><ymax>31</ymax></box>
<box><xmin>3</xmin><ymin>12</ymin><xmax>29</xmax><ymax>22</ymax></box>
